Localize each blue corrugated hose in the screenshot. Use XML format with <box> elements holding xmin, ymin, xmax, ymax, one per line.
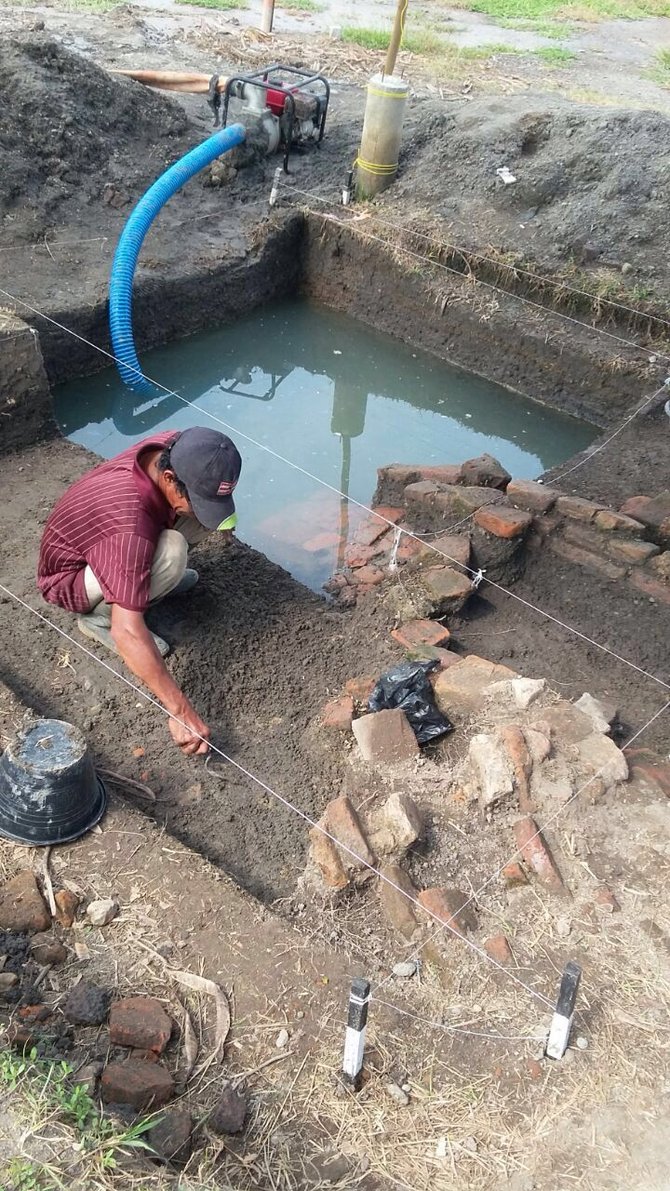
<box><xmin>109</xmin><ymin>123</ymin><xmax>246</xmax><ymax>392</ymax></box>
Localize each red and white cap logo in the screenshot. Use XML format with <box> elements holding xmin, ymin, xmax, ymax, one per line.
<box><xmin>217</xmin><ymin>479</ymin><xmax>237</xmax><ymax>496</ymax></box>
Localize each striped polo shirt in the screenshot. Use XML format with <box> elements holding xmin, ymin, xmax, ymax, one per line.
<box><xmin>37</xmin><ymin>431</ymin><xmax>178</xmax><ymax>614</ymax></box>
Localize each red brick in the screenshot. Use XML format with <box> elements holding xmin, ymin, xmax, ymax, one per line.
<box><xmin>0</xmin><ymin>872</ymin><xmax>51</xmax><ymax>933</ymax></box>
<box><xmin>109</xmin><ymin>997</ymin><xmax>173</xmax><ymax>1055</ymax></box>
<box><xmin>391</xmin><ymin>619</ymin><xmax>450</xmax><ymax>650</ymax></box>
<box><xmin>474</xmin><ymin>505</ymin><xmax>533</xmax><ymax>539</ymax></box>
<box><xmin>344</xmin><ymin>543</ymin><xmax>380</xmax><ymax>569</ymax></box>
<box><xmin>417</xmin><ymin>534</ymin><xmax>471</xmax><ymax>570</ymax></box>
<box><xmin>417</xmin><ymin>887</ymin><xmax>475</xmax><ymax>936</ymax></box>
<box><xmin>620</xmin><ymin>492</ymin><xmax>670</xmax><ymax>538</ymax></box>
<box><xmin>350</xmin><ymin>564</ymin><xmax>385</xmax><ymax>586</ymax></box>
<box><xmin>352</xmin><ymin>709</ymin><xmax>419</xmax><ymax>765</ymax></box>
<box><xmin>395</xmin><ymin>534</ymin><xmax>424</xmax><ymax>564</ymax></box>
<box><xmin>420</xmin><ymin>566</ymin><xmax>473</xmax><ymax>614</ymax></box>
<box><xmin>513</xmin><ymin>817</ymin><xmax>568</xmax><ymax>896</ymax></box>
<box><xmin>323</xmin><ymin>795</ymin><xmax>374</xmax><ymax>870</ymax></box>
<box><xmin>556</xmin><ymin>495</ymin><xmax>604</xmax><ymax>522</ymax></box>
<box><xmin>502</xmin><ymin>862</ymin><xmax>528</xmax><ymax>888</ymax></box>
<box><xmin>378</xmin><ymin>864</ymin><xmax>420</xmax><ymax>939</ymax></box>
<box><xmin>303</xmin><ymin>531</ymin><xmax>342</xmax><ymax>553</ymax></box>
<box><xmin>54</xmin><ymin>889</ymin><xmax>80</xmax><ymax>928</ymax></box>
<box><xmin>484</xmin><ymin>934</ymin><xmax>513</xmax><ymax>965</ymax></box>
<box><xmin>459</xmin><ymin>454</ymin><xmax>511</xmax><ymax>490</ymax></box>
<box><xmin>607</xmin><ymin>538</ymin><xmax>660</xmax><ymax>565</ymax></box>
<box><xmin>345</xmin><ymin>675</ymin><xmax>376</xmax><ymax>704</ymax></box>
<box><xmin>594</xmin><ymin>509</ymin><xmax>646</xmax><ymax>534</ymax></box>
<box><xmin>506</xmin><ymin>479</ymin><xmax>559</xmax><ymax>514</ymax></box>
<box><xmin>355</xmin><ymin>512</ymin><xmax>401</xmax><ymax>548</ymax></box>
<box><xmin>630</xmin><ymin>569</ymin><xmax>670</xmax><ymax>604</ymax></box>
<box><xmin>625</xmin><ymin>748</ymin><xmax>670</xmax><ymax>798</ymax></box>
<box><xmin>620</xmin><ymin>495</ymin><xmax>653</xmax><ymax>521</ymax></box>
<box><xmin>371</xmin><ymin>506</ymin><xmax>405</xmax><ymax>524</ymax></box>
<box><xmin>418</xmin><ymin>465</ymin><xmax>463</xmax><ymax>486</ymax></box>
<box><xmin>498</xmin><ymin>724</ymin><xmax>533</xmax><ymax>812</ymax></box>
<box><xmin>101</xmin><ymin>1060</ymin><xmax>174</xmax><ymax>1110</ymax></box>
<box><xmin>433</xmin><ymin>486</ymin><xmax>504</xmax><ymax>519</ymax></box>
<box><xmin>321</xmin><ymin>695</ymin><xmax>354</xmax><ymax>731</ymax></box>
<box><xmin>547</xmin><ymin>537</ymin><xmax>627</xmax><ymax>580</ymax></box>
<box><xmin>404</xmin><ymin>480</ymin><xmax>439</xmax><ymax>503</ymax></box>
<box><xmin>309</xmin><ymin>829</ymin><xmax>348</xmax><ymax>889</ymax></box>
<box><xmin>594</xmin><ymin>886</ymin><xmax>620</xmax><ymax>913</ymax></box>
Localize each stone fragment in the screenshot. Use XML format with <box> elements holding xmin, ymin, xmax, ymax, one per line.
<box><xmin>410</xmin><ymin>645</ymin><xmax>460</xmax><ymax>671</ymax></box>
<box><xmin>468</xmin><ymin>733</ymin><xmax>514</xmax><ymax>811</ymax></box>
<box><xmin>209</xmin><ymin>1082</ymin><xmax>247</xmax><ymax>1134</ymax></box>
<box><xmin>101</xmin><ymin>1059</ymin><xmax>174</xmax><ymax>1110</ymax></box>
<box><xmin>308</xmin><ymin>829</ymin><xmax>348</xmax><ymax>890</ymax></box>
<box><xmin>29</xmin><ymin>933</ymin><xmax>68</xmax><ymax>967</ymax></box>
<box><xmin>608</xmin><ymin>538</ymin><xmax>659</xmax><ymax>565</ymax></box>
<box><xmin>63</xmin><ymin>981</ymin><xmax>111</xmax><ymax>1026</ymax></box>
<box><xmin>54</xmin><ymin>890</ymin><xmax>80</xmax><ymax>929</ymax></box>
<box><xmin>86</xmin><ymin>899</ymin><xmax>119</xmax><ymax>927</ymax></box>
<box><xmin>498</xmin><ymin>724</ymin><xmax>533</xmax><ymax>812</ymax></box>
<box><xmin>72</xmin><ymin>1062</ymin><xmax>103</xmax><ymax>1097</ymax></box>
<box><xmin>620</xmin><ymin>491</ymin><xmax>670</xmax><ymax>539</ymax></box>
<box><xmin>392</xmin><ymin>961</ymin><xmax>417</xmax><ymax>978</ymax></box>
<box><xmin>352</xmin><ymin>709</ymin><xmax>419</xmax><ymax>765</ymax></box>
<box><xmin>594</xmin><ymin>886</ymin><xmax>620</xmax><ymax>913</ymax></box>
<box><xmin>0</xmin><ymin>972</ymin><xmax>19</xmax><ymax>991</ymax></box>
<box><xmin>522</xmin><ymin>728</ymin><xmax>551</xmax><ymax>764</ymax></box>
<box><xmin>484</xmin><ymin>934</ymin><xmax>513</xmax><ymax>965</ymax></box>
<box><xmin>404</xmin><ymin>480</ymin><xmax>439</xmax><ymax>504</ymax></box>
<box><xmin>351</xmin><ymin>564</ymin><xmax>385</xmax><ymax>587</ymax></box>
<box><xmin>513</xmin><ymin>817</ymin><xmax>567</xmax><ymax>896</ymax></box>
<box><xmin>434</xmin><ymin>655</ymin><xmax>518</xmax><ymax>721</ymax></box>
<box><xmin>321</xmin><ymin>695</ymin><xmax>354</xmax><ymax>732</ymax></box>
<box><xmin>417</xmin><ymin>534</ymin><xmax>471</xmax><ymax>570</ymax></box>
<box><xmin>649</xmin><ymin>551</ymin><xmax>670</xmax><ymax>580</ymax></box>
<box><xmin>630</xmin><ymin>569</ymin><xmax>670</xmax><ymax>604</ymax></box>
<box><xmin>345</xmin><ymin>675</ymin><xmax>376</xmax><ymax>704</ymax></box>
<box><xmin>574</xmin><ymin>693</ymin><xmax>615</xmax><ymax>735</ymax></box>
<box><xmin>502</xmin><ymin>862</ymin><xmax>528</xmax><ymax>888</ymax></box>
<box><xmin>459</xmin><ymin>454</ymin><xmax>511</xmax><ymax>490</ymax></box>
<box><xmin>323</xmin><ymin>795</ymin><xmax>374</xmax><ymax>870</ymax></box>
<box><xmin>594</xmin><ymin>509</ymin><xmax>645</xmax><ymax>534</ymax></box>
<box><xmin>474</xmin><ymin>505</ymin><xmax>533</xmax><ymax>539</ymax></box>
<box><xmin>625</xmin><ymin>748</ymin><xmax>670</xmax><ymax>798</ymax></box>
<box><xmin>344</xmin><ymin>544</ymin><xmax>380</xmax><ymax>569</ymax></box>
<box><xmin>275</xmin><ymin>1028</ymin><xmax>290</xmax><ymax>1049</ymax></box>
<box><xmin>576</xmin><ymin>733</ymin><xmax>628</xmax><ymax>786</ymax></box>
<box><xmin>386</xmin><ymin>1082</ymin><xmax>410</xmax><ymax>1106</ymax></box>
<box><xmin>368</xmin><ymin>791</ymin><xmax>423</xmax><ymax>858</ymax></box>
<box><xmin>433</xmin><ymin>485</ymin><xmax>505</xmax><ymax>520</ymax></box>
<box><xmin>148</xmin><ymin>1106</ymin><xmax>194</xmax><ymax>1167</ymax></box>
<box><xmin>506</xmin><ymin>479</ymin><xmax>559</xmax><ymax>514</ymax></box>
<box><xmin>378</xmin><ymin>865</ymin><xmax>420</xmax><ymax>939</ymax></box>
<box><xmin>0</xmin><ymin>872</ymin><xmax>51</xmax><ymax>933</ymax></box>
<box><xmin>417</xmin><ymin>887</ymin><xmax>475</xmax><ymax>936</ymax></box>
<box><xmin>109</xmin><ymin>997</ymin><xmax>173</xmax><ymax>1056</ymax></box>
<box><xmin>355</xmin><ymin>510</ymin><xmax>403</xmax><ymax>549</ymax></box>
<box><xmin>324</xmin><ymin>572</ymin><xmax>349</xmax><ymax>594</ymax></box>
<box><xmin>418</xmin><ymin>567</ymin><xmax>474</xmax><ymax>616</ymax></box>
<box><xmin>510</xmin><ymin>677</ymin><xmax>545</xmax><ymax>709</ymax></box>
<box><xmin>556</xmin><ymin>496</ymin><xmax>604</xmax><ymax>522</ymax></box>
<box><xmin>547</xmin><ymin>537</ymin><xmax>627</xmax><ymax>580</ymax></box>
<box><xmin>391</xmin><ymin>619</ymin><xmax>450</xmax><ymax>651</ymax></box>
<box><xmin>540</xmin><ymin>702</ymin><xmax>594</xmax><ymax>744</ymax></box>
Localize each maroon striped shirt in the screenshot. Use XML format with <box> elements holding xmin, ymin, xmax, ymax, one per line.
<box><xmin>37</xmin><ymin>432</ymin><xmax>178</xmax><ymax>614</ymax></box>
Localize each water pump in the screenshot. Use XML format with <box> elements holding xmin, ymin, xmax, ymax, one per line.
<box><xmin>214</xmin><ymin>65</ymin><xmax>330</xmax><ymax>172</ymax></box>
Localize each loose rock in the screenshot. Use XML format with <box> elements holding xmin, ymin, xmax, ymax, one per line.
<box><xmin>72</xmin><ymin>1062</ymin><xmax>103</xmax><ymax>1096</ymax></box>
<box><xmin>385</xmin><ymin>1082</ymin><xmax>410</xmax><ymax>1107</ymax></box>
<box><xmin>468</xmin><ymin>732</ymin><xmax>514</xmax><ymax>811</ymax></box>
<box><xmin>367</xmin><ymin>791</ymin><xmax>423</xmax><ymax>858</ymax></box>
<box><xmin>63</xmin><ymin>981</ymin><xmax>111</xmax><ymax>1026</ymax></box>
<box><xmin>514</xmin><ymin>818</ymin><xmax>568</xmax><ymax>896</ymax></box>
<box><xmin>148</xmin><ymin>1106</ymin><xmax>194</xmax><ymax>1168</ymax></box>
<box><xmin>30</xmin><ymin>933</ymin><xmax>68</xmax><ymax>966</ymax></box>
<box><xmin>352</xmin><ymin>709</ymin><xmax>419</xmax><ymax>765</ymax></box>
<box><xmin>54</xmin><ymin>889</ymin><xmax>80</xmax><ymax>928</ymax></box>
<box><xmin>86</xmin><ymin>898</ymin><xmax>119</xmax><ymax>927</ymax></box>
<box><xmin>0</xmin><ymin>971</ymin><xmax>19</xmax><ymax>992</ymax></box>
<box><xmin>392</xmin><ymin>961</ymin><xmax>417</xmax><ymax>978</ymax></box>
<box><xmin>109</xmin><ymin>996</ymin><xmax>173</xmax><ymax>1056</ymax></box>
<box><xmin>101</xmin><ymin>1059</ymin><xmax>174</xmax><ymax>1110</ymax></box>
<box><xmin>510</xmin><ymin>677</ymin><xmax>546</xmax><ymax>709</ymax></box>
<box><xmin>0</xmin><ymin>872</ymin><xmax>51</xmax><ymax>933</ymax></box>
<box><xmin>209</xmin><ymin>1082</ymin><xmax>247</xmax><ymax>1135</ymax></box>
<box><xmin>576</xmin><ymin>733</ymin><xmax>628</xmax><ymax>786</ymax></box>
<box><xmin>275</xmin><ymin>1028</ymin><xmax>290</xmax><ymax>1049</ymax></box>
<box><xmin>378</xmin><ymin>865</ymin><xmax>420</xmax><ymax>939</ymax></box>
<box><xmin>574</xmin><ymin>693</ymin><xmax>615</xmax><ymax>734</ymax></box>
<box><xmin>484</xmin><ymin>934</ymin><xmax>513</xmax><ymax>965</ymax></box>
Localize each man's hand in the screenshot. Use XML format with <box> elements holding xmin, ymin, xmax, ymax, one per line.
<box><xmin>110</xmin><ymin>605</ymin><xmax>211</xmax><ymax>757</ymax></box>
<box><xmin>168</xmin><ymin>706</ymin><xmax>210</xmax><ymax>756</ymax></box>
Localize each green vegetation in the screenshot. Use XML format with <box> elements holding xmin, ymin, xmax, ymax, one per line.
<box><xmin>279</xmin><ymin>0</ymin><xmax>323</xmax><ymax>10</ymax></box>
<box><xmin>494</xmin><ymin>15</ymin><xmax>577</xmax><ymax>35</ymax></box>
<box><xmin>181</xmin><ymin>0</ymin><xmax>248</xmax><ymax>10</ymax></box>
<box><xmin>533</xmin><ymin>44</ymin><xmax>576</xmax><ymax>60</ymax></box>
<box><xmin>457</xmin><ymin>41</ymin><xmax>519</xmax><ymax>56</ymax></box>
<box><xmin>340</xmin><ymin>26</ymin><xmax>445</xmax><ymax>54</ymax></box>
<box><xmin>654</xmin><ymin>46</ymin><xmax>670</xmax><ymax>76</ymax></box>
<box><xmin>448</xmin><ymin>0</ymin><xmax>670</xmax><ymax>20</ymax></box>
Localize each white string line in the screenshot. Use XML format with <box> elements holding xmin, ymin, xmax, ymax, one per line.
<box><xmin>369</xmin><ymin>998</ymin><xmax>540</xmax><ymax>1042</ymax></box>
<box><xmin>550</xmin><ymin>385</ymin><xmax>668</xmax><ymax>483</ymax></box>
<box><xmin>283</xmin><ymin>186</ymin><xmax>670</xmax><ymax>336</ymax></box>
<box><xmin>369</xmin><ymin>695</ymin><xmax>670</xmax><ymax>1004</ymax></box>
<box><xmin>281</xmin><ymin>190</ymin><xmax>670</xmax><ymax>366</ymax></box>
<box><xmin>1</xmin><ymin>284</ymin><xmax>668</xmax><ymax>696</ymax></box>
<box><xmin>0</xmin><ymin>237</ymin><xmax>109</xmax><ymax>255</ymax></box>
<box><xmin>0</xmin><ymin>581</ymin><xmax>556</xmax><ymax>1011</ymax></box>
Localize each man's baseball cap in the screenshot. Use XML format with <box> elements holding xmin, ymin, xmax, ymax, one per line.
<box><xmin>169</xmin><ymin>427</ymin><xmax>242</xmax><ymax>531</ymax></box>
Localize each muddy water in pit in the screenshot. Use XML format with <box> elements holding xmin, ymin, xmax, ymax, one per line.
<box><xmin>54</xmin><ymin>298</ymin><xmax>596</xmax><ymax>590</ymax></box>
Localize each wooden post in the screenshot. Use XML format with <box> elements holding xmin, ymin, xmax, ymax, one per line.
<box><xmin>260</xmin><ymin>0</ymin><xmax>275</xmax><ymax>33</ymax></box>
<box><xmin>384</xmin><ymin>0</ymin><xmax>408</xmax><ymax>77</ymax></box>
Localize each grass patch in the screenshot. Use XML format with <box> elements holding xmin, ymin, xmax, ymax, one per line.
<box><xmin>180</xmin><ymin>0</ymin><xmax>247</xmax><ymax>9</ymax></box>
<box><xmin>533</xmin><ymin>43</ymin><xmax>576</xmax><ymax>60</ymax></box>
<box><xmin>279</xmin><ymin>0</ymin><xmax>323</xmax><ymax>10</ymax></box>
<box><xmin>448</xmin><ymin>0</ymin><xmax>670</xmax><ymax>20</ymax></box>
<box><xmin>457</xmin><ymin>41</ymin><xmax>522</xmax><ymax>55</ymax></box>
<box><xmin>494</xmin><ymin>15</ymin><xmax>577</xmax><ymax>34</ymax></box>
<box><xmin>340</xmin><ymin>25</ymin><xmax>445</xmax><ymax>53</ymax></box>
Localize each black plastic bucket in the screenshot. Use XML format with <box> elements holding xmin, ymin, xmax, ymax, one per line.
<box><xmin>0</xmin><ymin>719</ymin><xmax>107</xmax><ymax>846</ymax></box>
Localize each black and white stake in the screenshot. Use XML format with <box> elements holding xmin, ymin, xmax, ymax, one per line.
<box><xmin>546</xmin><ymin>961</ymin><xmax>582</xmax><ymax>1060</ymax></box>
<box><xmin>269</xmin><ymin>166</ymin><xmax>282</xmax><ymax>208</ymax></box>
<box><xmin>342</xmin><ymin>978</ymin><xmax>370</xmax><ymax>1090</ymax></box>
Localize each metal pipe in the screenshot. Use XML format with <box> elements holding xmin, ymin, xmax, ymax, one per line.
<box><xmin>260</xmin><ymin>0</ymin><xmax>275</xmax><ymax>34</ymax></box>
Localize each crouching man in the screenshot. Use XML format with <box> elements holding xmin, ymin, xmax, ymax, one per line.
<box><xmin>37</xmin><ymin>426</ymin><xmax>241</xmax><ymax>757</ymax></box>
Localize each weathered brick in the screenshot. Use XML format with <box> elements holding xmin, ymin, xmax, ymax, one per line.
<box><xmin>355</xmin><ymin>511</ymin><xmax>403</xmax><ymax>548</ymax></box>
<box><xmin>649</xmin><ymin>551</ymin><xmax>670</xmax><ymax>580</ymax></box>
<box><xmin>0</xmin><ymin>872</ymin><xmax>51</xmax><ymax>933</ymax></box>
<box><xmin>308</xmin><ymin>828</ymin><xmax>348</xmax><ymax>889</ymax></box>
<box><xmin>391</xmin><ymin>619</ymin><xmax>450</xmax><ymax>650</ymax></box>
<box><xmin>502</xmin><ymin>862</ymin><xmax>528</xmax><ymax>888</ymax></box>
<box><xmin>594</xmin><ymin>509</ymin><xmax>646</xmax><ymax>535</ymax></box>
<box><xmin>344</xmin><ymin>543</ymin><xmax>379</xmax><ymax>569</ymax></box>
<box><xmin>620</xmin><ymin>495</ymin><xmax>653</xmax><ymax>521</ymax></box>
<box><xmin>109</xmin><ymin>997</ymin><xmax>172</xmax><ymax>1056</ymax></box>
<box><xmin>404</xmin><ymin>480</ymin><xmax>439</xmax><ymax>503</ymax></box>
<box><xmin>417</xmin><ymin>887</ymin><xmax>475</xmax><ymax>936</ymax></box>
<box><xmin>418</xmin><ymin>465</ymin><xmax>464</xmax><ymax>486</ymax></box>
<box><xmin>506</xmin><ymin>479</ymin><xmax>559</xmax><ymax>514</ymax></box>
<box><xmin>345</xmin><ymin>675</ymin><xmax>376</xmax><ymax>704</ymax></box>
<box><xmin>630</xmin><ymin>569</ymin><xmax>670</xmax><ymax>604</ymax></box>
<box><xmin>469</xmin><ymin>733</ymin><xmax>514</xmax><ymax>811</ymax></box>
<box><xmin>352</xmin><ymin>709</ymin><xmax>419</xmax><ymax>765</ymax></box>
<box><xmin>594</xmin><ymin>886</ymin><xmax>620</xmax><ymax>913</ymax></box>
<box><xmin>556</xmin><ymin>495</ymin><xmax>604</xmax><ymax>522</ymax></box>
<box><xmin>350</xmin><ymin>564</ymin><xmax>385</xmax><ymax>586</ymax></box>
<box><xmin>434</xmin><ymin>655</ymin><xmax>518</xmax><ymax>720</ymax></box>
<box><xmin>625</xmin><ymin>748</ymin><xmax>670</xmax><ymax>798</ymax></box>
<box><xmin>367</xmin><ymin>791</ymin><xmax>423</xmax><ymax>857</ymax></box>
<box><xmin>498</xmin><ymin>724</ymin><xmax>534</xmax><ymax>812</ymax></box>
<box><xmin>433</xmin><ymin>486</ymin><xmax>504</xmax><ymax>519</ymax></box>
<box><xmin>547</xmin><ymin>537</ymin><xmax>627</xmax><ymax>580</ymax></box>
<box><xmin>607</xmin><ymin>538</ymin><xmax>660</xmax><ymax>565</ymax></box>
<box><xmin>620</xmin><ymin>491</ymin><xmax>670</xmax><ymax>538</ymax></box>
<box><xmin>378</xmin><ymin>864</ymin><xmax>420</xmax><ymax>939</ymax></box>
<box><xmin>321</xmin><ymin>695</ymin><xmax>354</xmax><ymax>731</ymax></box>
<box><xmin>101</xmin><ymin>1060</ymin><xmax>174</xmax><ymax>1110</ymax></box>
<box><xmin>419</xmin><ymin>567</ymin><xmax>473</xmax><ymax>615</ymax></box>
<box><xmin>323</xmin><ymin>795</ymin><xmax>374</xmax><ymax>870</ymax></box>
<box><xmin>459</xmin><ymin>454</ymin><xmax>511</xmax><ymax>490</ymax></box>
<box><xmin>541</xmin><ymin>702</ymin><xmax>594</xmax><ymax>744</ymax></box>
<box><xmin>54</xmin><ymin>889</ymin><xmax>80</xmax><ymax>928</ymax></box>
<box><xmin>474</xmin><ymin>505</ymin><xmax>533</xmax><ymax>539</ymax></box>
<box><xmin>484</xmin><ymin>934</ymin><xmax>513</xmax><ymax>965</ymax></box>
<box><xmin>395</xmin><ymin>533</ymin><xmax>424</xmax><ymax>564</ymax></box>
<box><xmin>417</xmin><ymin>534</ymin><xmax>471</xmax><ymax>570</ymax></box>
<box><xmin>410</xmin><ymin>645</ymin><xmax>460</xmax><ymax>671</ymax></box>
<box><xmin>513</xmin><ymin>817</ymin><xmax>568</xmax><ymax>896</ymax></box>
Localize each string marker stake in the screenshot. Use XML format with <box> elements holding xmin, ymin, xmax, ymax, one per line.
<box><xmin>545</xmin><ymin>960</ymin><xmax>581</xmax><ymax>1060</ymax></box>
<box><xmin>342</xmin><ymin>977</ymin><xmax>370</xmax><ymax>1090</ymax></box>
<box><xmin>269</xmin><ymin>166</ymin><xmax>282</xmax><ymax>208</ymax></box>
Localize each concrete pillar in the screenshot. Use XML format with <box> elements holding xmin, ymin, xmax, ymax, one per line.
<box><xmin>0</xmin><ymin>312</ymin><xmax>55</xmax><ymax>452</ymax></box>
<box><xmin>356</xmin><ymin>74</ymin><xmax>409</xmax><ymax>200</ymax></box>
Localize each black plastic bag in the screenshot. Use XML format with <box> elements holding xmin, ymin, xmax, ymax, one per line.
<box><xmin>368</xmin><ymin>660</ymin><xmax>454</xmax><ymax>745</ymax></box>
